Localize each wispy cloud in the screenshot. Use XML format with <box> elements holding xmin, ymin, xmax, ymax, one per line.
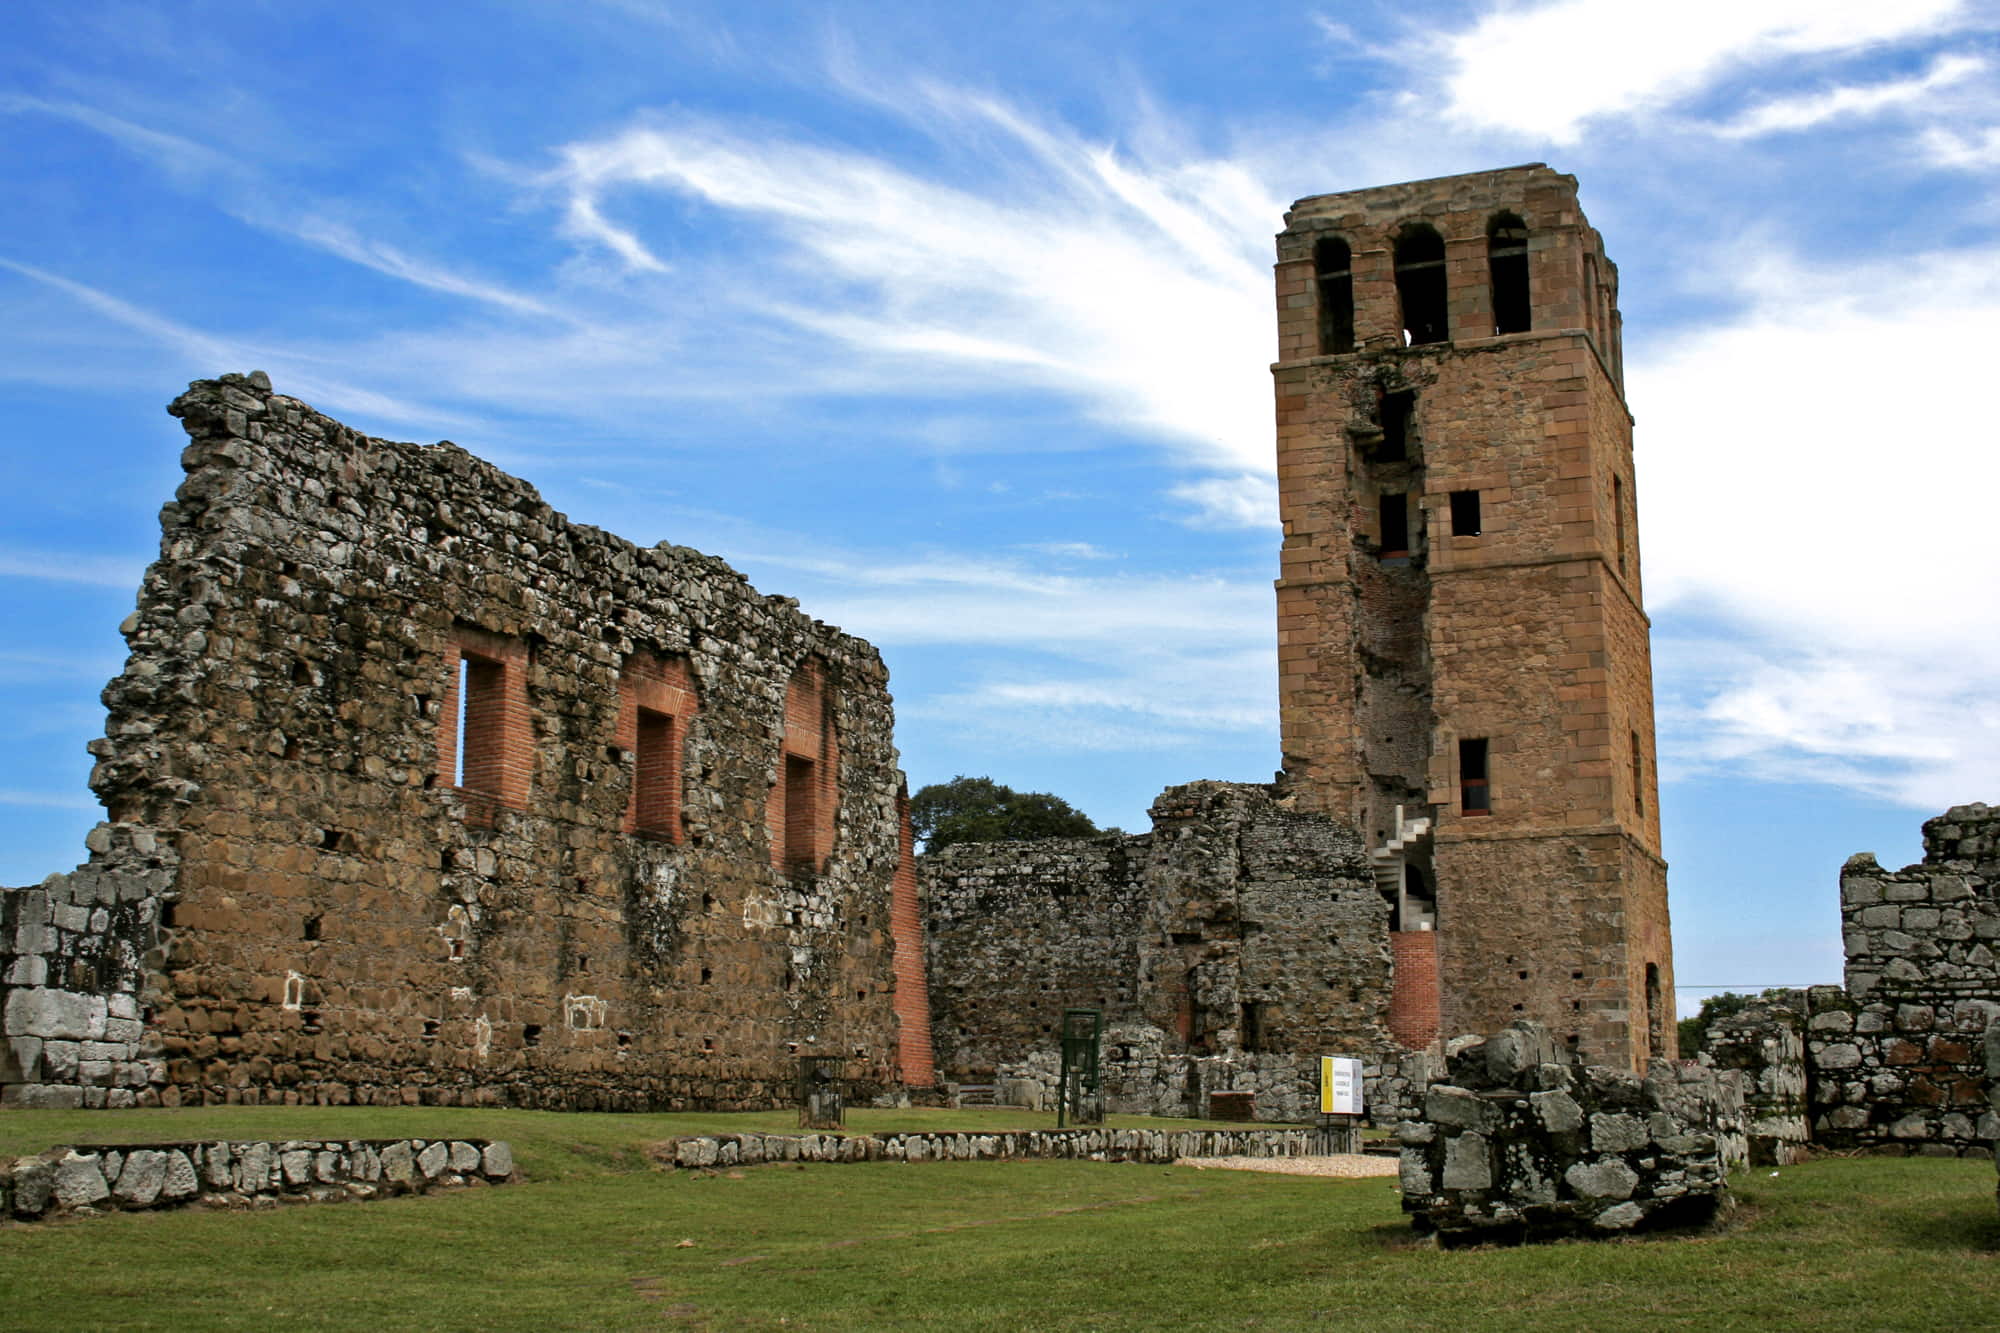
<box><xmin>1714</xmin><ymin>54</ymin><xmax>1987</xmax><ymax>138</ymax></box>
<box><xmin>540</xmin><ymin>88</ymin><xmax>1280</xmax><ymax>522</ymax></box>
<box><xmin>1430</xmin><ymin>0</ymin><xmax>1974</xmax><ymax>142</ymax></box>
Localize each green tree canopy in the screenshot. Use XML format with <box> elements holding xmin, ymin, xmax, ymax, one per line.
<box><xmin>1676</xmin><ymin>987</ymin><xmax>1805</xmax><ymax>1056</ymax></box>
<box><xmin>909</xmin><ymin>775</ymin><xmax>1101</xmax><ymax>853</ymax></box>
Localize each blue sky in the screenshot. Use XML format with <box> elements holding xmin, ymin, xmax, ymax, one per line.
<box><xmin>4</xmin><ymin>1</ymin><xmax>1998</xmax><ymax>1015</ymax></box>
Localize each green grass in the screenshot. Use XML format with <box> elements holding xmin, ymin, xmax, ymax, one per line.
<box><xmin>1</xmin><ymin>1107</ymin><xmax>1995</xmax><ymax>1331</ymax></box>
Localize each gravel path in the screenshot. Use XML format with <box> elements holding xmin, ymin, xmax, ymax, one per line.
<box><xmin>1173</xmin><ymin>1153</ymin><xmax>1401</xmax><ymax>1179</ymax></box>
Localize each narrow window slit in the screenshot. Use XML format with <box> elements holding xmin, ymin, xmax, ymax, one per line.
<box><xmin>1459</xmin><ymin>738</ymin><xmax>1491</xmax><ymax>815</ymax></box>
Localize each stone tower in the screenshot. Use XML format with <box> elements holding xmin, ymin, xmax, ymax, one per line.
<box><xmin>1270</xmin><ymin>165</ymin><xmax>1672</xmax><ymax>1069</ymax></box>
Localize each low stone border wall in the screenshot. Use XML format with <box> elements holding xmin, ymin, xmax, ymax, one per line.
<box><xmin>2</xmin><ymin>1137</ymin><xmax>515</xmax><ymax>1222</ymax></box>
<box><xmin>666</xmin><ymin>1126</ymin><xmax>1326</xmax><ymax>1169</ymax></box>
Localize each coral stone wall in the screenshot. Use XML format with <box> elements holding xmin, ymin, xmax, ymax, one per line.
<box><xmin>924</xmin><ymin>781</ymin><xmax>1409</xmax><ymax>1121</ymax></box>
<box><xmin>2</xmin><ymin>372</ymin><xmax>921</xmax><ymax>1111</ymax></box>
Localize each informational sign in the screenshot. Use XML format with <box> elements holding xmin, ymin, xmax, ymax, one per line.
<box><xmin>1319</xmin><ymin>1056</ymin><xmax>1364</xmax><ymax>1116</ymax></box>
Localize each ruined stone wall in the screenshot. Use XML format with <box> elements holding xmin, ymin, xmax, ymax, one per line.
<box><xmin>924</xmin><ymin>782</ymin><xmax>1408</xmax><ymax>1121</ymax></box>
<box><xmin>1698</xmin><ymin>1001</ymin><xmax>1809</xmax><ymax>1166</ymax></box>
<box><xmin>3</xmin><ymin>1137</ymin><xmax>515</xmax><ymax>1222</ymax></box>
<box><xmin>1804</xmin><ymin>805</ymin><xmax>2000</xmax><ymax>1155</ymax></box>
<box><xmin>1398</xmin><ymin>1021</ymin><xmax>1742</xmax><ymax>1245</ymax></box>
<box><xmin>1</xmin><ymin>372</ymin><xmax>927</xmax><ymax>1111</ymax></box>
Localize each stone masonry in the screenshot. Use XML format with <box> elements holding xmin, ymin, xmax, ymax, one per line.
<box><xmin>1802</xmin><ymin>804</ymin><xmax>2000</xmax><ymax>1155</ymax></box>
<box><xmin>1</xmin><ymin>373</ymin><xmax>934</xmax><ymax>1111</ymax></box>
<box><xmin>925</xmin><ymin>781</ymin><xmax>1418</xmax><ymax>1123</ymax></box>
<box><xmin>1698</xmin><ymin>1000</ymin><xmax>1809</xmax><ymax>1166</ymax></box>
<box><xmin>1272</xmin><ymin>166</ymin><xmax>1672</xmax><ymax>1069</ymax></box>
<box><xmin>1398</xmin><ymin>1021</ymin><xmax>1743</xmax><ymax>1245</ymax></box>
<box><xmin>2</xmin><ymin>1136</ymin><xmax>515</xmax><ymax>1222</ymax></box>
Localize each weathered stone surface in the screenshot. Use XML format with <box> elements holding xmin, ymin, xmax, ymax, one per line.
<box><xmin>481</xmin><ymin>1141</ymin><xmax>514</xmax><ymax>1179</ymax></box>
<box><xmin>417</xmin><ymin>1141</ymin><xmax>448</xmax><ymax>1178</ymax></box>
<box><xmin>1442</xmin><ymin>1133</ymin><xmax>1492</xmax><ymax>1189</ymax></box>
<box><xmin>1564</xmin><ymin>1158</ymin><xmax>1639</xmax><ymax>1201</ymax></box>
<box><xmin>113</xmin><ymin>1150</ymin><xmax>167</xmax><ymax>1206</ymax></box>
<box><xmin>52</xmin><ymin>1153</ymin><xmax>109</xmax><ymax>1207</ymax></box>
<box><xmin>380</xmin><ymin>1141</ymin><xmax>414</xmax><ymax>1185</ymax></box>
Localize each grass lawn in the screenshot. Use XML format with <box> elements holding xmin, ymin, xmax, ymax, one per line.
<box><xmin>1</xmin><ymin>1107</ymin><xmax>1995</xmax><ymax>1331</ymax></box>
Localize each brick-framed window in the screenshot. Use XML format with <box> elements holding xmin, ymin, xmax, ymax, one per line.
<box><xmin>770</xmin><ymin>658</ymin><xmax>839</xmax><ymax>874</ymax></box>
<box><xmin>1314</xmin><ymin>235</ymin><xmax>1354</xmax><ymax>355</ymax></box>
<box><xmin>619</xmin><ymin>652</ymin><xmax>697</xmax><ymax>841</ymax></box>
<box><xmin>436</xmin><ymin>627</ymin><xmax>532</xmax><ymax>822</ymax></box>
<box><xmin>1458</xmin><ymin>737</ymin><xmax>1490</xmax><ymax>816</ymax></box>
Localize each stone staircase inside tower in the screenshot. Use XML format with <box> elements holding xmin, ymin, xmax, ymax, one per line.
<box><xmin>1370</xmin><ymin>805</ymin><xmax>1432</xmax><ymax>901</ymax></box>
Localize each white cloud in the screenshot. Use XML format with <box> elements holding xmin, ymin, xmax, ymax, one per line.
<box><xmin>1920</xmin><ymin>122</ymin><xmax>2000</xmax><ymax>168</ymax></box>
<box><xmin>1635</xmin><ymin>241</ymin><xmax>2000</xmax><ymax>809</ymax></box>
<box><xmin>541</xmin><ymin>92</ymin><xmax>1280</xmax><ymax>521</ymax></box>
<box><xmin>1433</xmin><ymin>0</ymin><xmax>1973</xmax><ymax>142</ymax></box>
<box><xmin>735</xmin><ymin>544</ymin><xmax>1275</xmax><ymax>751</ymax></box>
<box><xmin>1714</xmin><ymin>54</ymin><xmax>1987</xmax><ymax>138</ymax></box>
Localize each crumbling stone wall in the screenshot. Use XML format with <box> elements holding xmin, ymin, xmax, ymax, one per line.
<box><xmin>1807</xmin><ymin>805</ymin><xmax>2000</xmax><ymax>1155</ymax></box>
<box><xmin>2</xmin><ymin>372</ymin><xmax>932</xmax><ymax>1111</ymax></box>
<box><xmin>1398</xmin><ymin>1021</ymin><xmax>1743</xmax><ymax>1245</ymax></box>
<box><xmin>1699</xmin><ymin>1001</ymin><xmax>1809</xmax><ymax>1166</ymax></box>
<box><xmin>3</xmin><ymin>1137</ymin><xmax>515</xmax><ymax>1221</ymax></box>
<box><xmin>925</xmin><ymin>781</ymin><xmax>1409</xmax><ymax>1121</ymax></box>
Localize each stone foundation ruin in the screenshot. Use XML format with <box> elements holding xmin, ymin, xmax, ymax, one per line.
<box><xmin>1398</xmin><ymin>1020</ymin><xmax>1743</xmax><ymax>1245</ymax></box>
<box><xmin>1</xmin><ymin>373</ymin><xmax>934</xmax><ymax>1112</ymax></box>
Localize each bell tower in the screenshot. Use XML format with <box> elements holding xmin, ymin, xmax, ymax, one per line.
<box><xmin>1271</xmin><ymin>164</ymin><xmax>1672</xmax><ymax>1069</ymax></box>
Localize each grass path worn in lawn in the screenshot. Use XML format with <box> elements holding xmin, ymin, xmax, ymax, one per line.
<box><xmin>0</xmin><ymin>1107</ymin><xmax>1995</xmax><ymax>1331</ymax></box>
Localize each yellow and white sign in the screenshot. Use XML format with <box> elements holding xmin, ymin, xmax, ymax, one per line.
<box><xmin>1319</xmin><ymin>1056</ymin><xmax>1363</xmax><ymax>1116</ymax></box>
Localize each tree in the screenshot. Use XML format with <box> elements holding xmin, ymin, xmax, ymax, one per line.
<box><xmin>1676</xmin><ymin>987</ymin><xmax>1805</xmax><ymax>1056</ymax></box>
<box><xmin>909</xmin><ymin>775</ymin><xmax>1100</xmax><ymax>853</ymax></box>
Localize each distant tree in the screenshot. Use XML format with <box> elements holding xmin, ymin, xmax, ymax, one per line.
<box><xmin>909</xmin><ymin>775</ymin><xmax>1100</xmax><ymax>853</ymax></box>
<box><xmin>1676</xmin><ymin>987</ymin><xmax>1805</xmax><ymax>1055</ymax></box>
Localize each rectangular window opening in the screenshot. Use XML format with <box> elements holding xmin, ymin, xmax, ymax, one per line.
<box><xmin>784</xmin><ymin>753</ymin><xmax>818</xmax><ymax>871</ymax></box>
<box><xmin>1378</xmin><ymin>492</ymin><xmax>1410</xmax><ymax>558</ymax></box>
<box><xmin>1449</xmin><ymin>489</ymin><xmax>1482</xmax><ymax>537</ymax></box>
<box><xmin>456</xmin><ymin>652</ymin><xmax>506</xmax><ymax>795</ymax></box>
<box><xmin>632</xmin><ymin>707</ymin><xmax>679</xmax><ymax>838</ymax></box>
<box><xmin>1379</xmin><ymin>391</ymin><xmax>1413</xmax><ymax>462</ymax></box>
<box><xmin>1459</xmin><ymin>737</ymin><xmax>1491</xmax><ymax>816</ymax></box>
